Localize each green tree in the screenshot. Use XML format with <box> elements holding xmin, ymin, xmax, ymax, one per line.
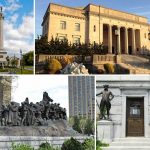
<box><xmin>11</xmin><ymin>57</ymin><xmax>18</xmax><ymax>68</ymax></box>
<box><xmin>82</xmin><ymin>139</ymin><xmax>95</xmax><ymax>150</ymax></box>
<box><xmin>72</xmin><ymin>116</ymin><xmax>81</xmax><ymax>133</ymax></box>
<box><xmin>6</xmin><ymin>56</ymin><xmax>10</xmax><ymax>66</ymax></box>
<box><xmin>22</xmin><ymin>51</ymin><xmax>33</xmax><ymax>66</ymax></box>
<box><xmin>61</xmin><ymin>137</ymin><xmax>83</xmax><ymax>150</ymax></box>
<box><xmin>79</xmin><ymin>117</ymin><xmax>86</xmax><ymax>134</ymax></box>
<box><xmin>84</xmin><ymin>119</ymin><xmax>94</xmax><ymax>135</ymax></box>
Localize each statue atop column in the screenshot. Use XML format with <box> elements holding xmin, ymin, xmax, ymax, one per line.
<box><xmin>96</xmin><ymin>85</ymin><xmax>114</xmax><ymax>120</ymax></box>
<box><xmin>0</xmin><ymin>7</ymin><xmax>2</xmax><ymax>13</ymax></box>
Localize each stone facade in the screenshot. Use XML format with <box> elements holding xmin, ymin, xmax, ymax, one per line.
<box><xmin>0</xmin><ymin>76</ymin><xmax>12</xmax><ymax>107</ymax></box>
<box><xmin>0</xmin><ymin>136</ymin><xmax>88</xmax><ymax>149</ymax></box>
<box><xmin>96</xmin><ymin>75</ymin><xmax>150</xmax><ymax>142</ymax></box>
<box><xmin>42</xmin><ymin>3</ymin><xmax>150</xmax><ymax>55</ymax></box>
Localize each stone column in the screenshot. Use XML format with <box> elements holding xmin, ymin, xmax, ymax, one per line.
<box><xmin>125</xmin><ymin>28</ymin><xmax>128</xmax><ymax>54</ymax></box>
<box><xmin>0</xmin><ymin>7</ymin><xmax>4</xmax><ymax>51</ymax></box>
<box><xmin>117</xmin><ymin>27</ymin><xmax>121</xmax><ymax>54</ymax></box>
<box><xmin>132</xmin><ymin>28</ymin><xmax>136</xmax><ymax>54</ymax></box>
<box><xmin>108</xmin><ymin>25</ymin><xmax>112</xmax><ymax>54</ymax></box>
<box><xmin>99</xmin><ymin>23</ymin><xmax>103</xmax><ymax>45</ymax></box>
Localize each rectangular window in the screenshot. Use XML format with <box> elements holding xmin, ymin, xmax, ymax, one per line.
<box><xmin>94</xmin><ymin>25</ymin><xmax>96</xmax><ymax>32</ymax></box>
<box><xmin>73</xmin><ymin>37</ymin><xmax>80</xmax><ymax>44</ymax></box>
<box><xmin>60</xmin><ymin>21</ymin><xmax>66</xmax><ymax>30</ymax></box>
<box><xmin>58</xmin><ymin>36</ymin><xmax>66</xmax><ymax>42</ymax></box>
<box><xmin>144</xmin><ymin>33</ymin><xmax>146</xmax><ymax>39</ymax></box>
<box><xmin>75</xmin><ymin>23</ymin><xmax>80</xmax><ymax>31</ymax></box>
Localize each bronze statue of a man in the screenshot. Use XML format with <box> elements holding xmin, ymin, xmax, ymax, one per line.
<box><xmin>96</xmin><ymin>85</ymin><xmax>114</xmax><ymax>120</ymax></box>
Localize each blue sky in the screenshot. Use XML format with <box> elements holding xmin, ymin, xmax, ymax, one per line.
<box><xmin>0</xmin><ymin>0</ymin><xmax>34</xmax><ymax>57</ymax></box>
<box><xmin>35</xmin><ymin>0</ymin><xmax>150</xmax><ymax>36</ymax></box>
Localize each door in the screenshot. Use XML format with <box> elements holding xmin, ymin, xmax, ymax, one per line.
<box><xmin>126</xmin><ymin>97</ymin><xmax>144</xmax><ymax>136</ymax></box>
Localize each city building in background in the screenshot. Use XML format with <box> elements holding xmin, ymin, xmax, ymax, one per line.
<box><xmin>68</xmin><ymin>76</ymin><xmax>95</xmax><ymax>120</ymax></box>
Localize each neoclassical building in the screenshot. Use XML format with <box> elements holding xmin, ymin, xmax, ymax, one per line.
<box><xmin>42</xmin><ymin>3</ymin><xmax>150</xmax><ymax>55</ymax></box>
<box><xmin>96</xmin><ymin>75</ymin><xmax>150</xmax><ymax>147</ymax></box>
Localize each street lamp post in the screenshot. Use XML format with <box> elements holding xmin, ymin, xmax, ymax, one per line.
<box><xmin>20</xmin><ymin>49</ymin><xmax>23</xmax><ymax>74</ymax></box>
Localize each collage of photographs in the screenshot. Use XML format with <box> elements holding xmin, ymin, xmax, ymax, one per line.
<box><xmin>0</xmin><ymin>0</ymin><xmax>149</xmax><ymax>150</ymax></box>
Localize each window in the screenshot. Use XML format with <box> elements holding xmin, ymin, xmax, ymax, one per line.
<box><xmin>73</xmin><ymin>37</ymin><xmax>80</xmax><ymax>44</ymax></box>
<box><xmin>94</xmin><ymin>25</ymin><xmax>96</xmax><ymax>32</ymax></box>
<box><xmin>130</xmin><ymin>104</ymin><xmax>141</xmax><ymax>117</ymax></box>
<box><xmin>60</xmin><ymin>21</ymin><xmax>66</xmax><ymax>30</ymax></box>
<box><xmin>58</xmin><ymin>36</ymin><xmax>66</xmax><ymax>42</ymax></box>
<box><xmin>144</xmin><ymin>33</ymin><xmax>146</xmax><ymax>39</ymax></box>
<box><xmin>75</xmin><ymin>23</ymin><xmax>80</xmax><ymax>31</ymax></box>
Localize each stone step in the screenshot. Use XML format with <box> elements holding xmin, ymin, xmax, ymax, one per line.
<box><xmin>102</xmin><ymin>146</ymin><xmax>150</xmax><ymax>150</ymax></box>
<box><xmin>101</xmin><ymin>138</ymin><xmax>150</xmax><ymax>150</ymax></box>
<box><xmin>114</xmin><ymin>137</ymin><xmax>150</xmax><ymax>142</ymax></box>
<box><xmin>111</xmin><ymin>142</ymin><xmax>150</xmax><ymax>146</ymax></box>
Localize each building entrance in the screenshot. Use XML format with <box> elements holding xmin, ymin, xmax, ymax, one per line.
<box><xmin>126</xmin><ymin>97</ymin><xmax>144</xmax><ymax>136</ymax></box>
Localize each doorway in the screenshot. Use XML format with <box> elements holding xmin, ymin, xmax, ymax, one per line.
<box><xmin>126</xmin><ymin>97</ymin><xmax>144</xmax><ymax>136</ymax></box>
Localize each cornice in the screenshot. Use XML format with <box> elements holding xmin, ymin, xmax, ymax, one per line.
<box><xmin>89</xmin><ymin>11</ymin><xmax>149</xmax><ymax>26</ymax></box>
<box><xmin>50</xmin><ymin>11</ymin><xmax>85</xmax><ymax>20</ymax></box>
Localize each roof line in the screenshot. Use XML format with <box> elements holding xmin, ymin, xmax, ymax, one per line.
<box><xmin>85</xmin><ymin>3</ymin><xmax>148</xmax><ymax>19</ymax></box>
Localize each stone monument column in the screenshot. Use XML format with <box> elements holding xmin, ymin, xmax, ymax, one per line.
<box><xmin>0</xmin><ymin>6</ymin><xmax>4</xmax><ymax>51</ymax></box>
<box><xmin>0</xmin><ymin>6</ymin><xmax>7</xmax><ymax>66</ymax></box>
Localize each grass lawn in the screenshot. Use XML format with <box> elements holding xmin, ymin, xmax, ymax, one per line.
<box><xmin>0</xmin><ymin>66</ymin><xmax>34</xmax><ymax>74</ymax></box>
<box><xmin>0</xmin><ymin>68</ymin><xmax>9</xmax><ymax>72</ymax></box>
<box><xmin>16</xmin><ymin>68</ymin><xmax>33</xmax><ymax>74</ymax></box>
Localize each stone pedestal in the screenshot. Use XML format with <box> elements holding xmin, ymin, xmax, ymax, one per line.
<box><xmin>97</xmin><ymin>120</ymin><xmax>114</xmax><ymax>143</ymax></box>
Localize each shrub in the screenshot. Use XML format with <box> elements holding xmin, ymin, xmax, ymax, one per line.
<box><xmin>82</xmin><ymin>139</ymin><xmax>95</xmax><ymax>150</ymax></box>
<box><xmin>39</xmin><ymin>142</ymin><xmax>60</xmax><ymax>150</ymax></box>
<box><xmin>96</xmin><ymin>140</ymin><xmax>109</xmax><ymax>150</ymax></box>
<box><xmin>12</xmin><ymin>143</ymin><xmax>34</xmax><ymax>150</ymax></box>
<box><xmin>44</xmin><ymin>58</ymin><xmax>62</xmax><ymax>74</ymax></box>
<box><xmin>61</xmin><ymin>137</ymin><xmax>83</xmax><ymax>150</ymax></box>
<box><xmin>104</xmin><ymin>63</ymin><xmax>115</xmax><ymax>74</ymax></box>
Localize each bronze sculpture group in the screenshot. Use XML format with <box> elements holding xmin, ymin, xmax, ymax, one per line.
<box><xmin>0</xmin><ymin>92</ymin><xmax>67</xmax><ymax>126</ymax></box>
<box><xmin>96</xmin><ymin>85</ymin><xmax>114</xmax><ymax>120</ymax></box>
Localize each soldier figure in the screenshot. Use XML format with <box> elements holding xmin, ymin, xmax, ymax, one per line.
<box><xmin>96</xmin><ymin>85</ymin><xmax>114</xmax><ymax>120</ymax></box>
<box><xmin>21</xmin><ymin>98</ymin><xmax>30</xmax><ymax>126</ymax></box>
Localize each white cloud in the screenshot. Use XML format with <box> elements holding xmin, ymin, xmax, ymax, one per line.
<box><xmin>4</xmin><ymin>13</ymin><xmax>34</xmax><ymax>55</ymax></box>
<box><xmin>1</xmin><ymin>0</ymin><xmax>34</xmax><ymax>56</ymax></box>
<box><xmin>10</xmin><ymin>13</ymin><xmax>19</xmax><ymax>23</ymax></box>
<box><xmin>4</xmin><ymin>0</ymin><xmax>22</xmax><ymax>12</ymax></box>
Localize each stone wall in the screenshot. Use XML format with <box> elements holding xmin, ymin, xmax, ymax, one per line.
<box><xmin>37</xmin><ymin>54</ymin><xmax>92</xmax><ymax>63</ymax></box>
<box><xmin>0</xmin><ymin>136</ymin><xmax>88</xmax><ymax>149</ymax></box>
<box><xmin>37</xmin><ymin>54</ymin><xmax>118</xmax><ymax>64</ymax></box>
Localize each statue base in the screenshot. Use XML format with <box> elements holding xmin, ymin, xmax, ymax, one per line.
<box><xmin>97</xmin><ymin>120</ymin><xmax>114</xmax><ymax>143</ymax></box>
<box><xmin>0</xmin><ymin>120</ymin><xmax>79</xmax><ymax>136</ymax></box>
